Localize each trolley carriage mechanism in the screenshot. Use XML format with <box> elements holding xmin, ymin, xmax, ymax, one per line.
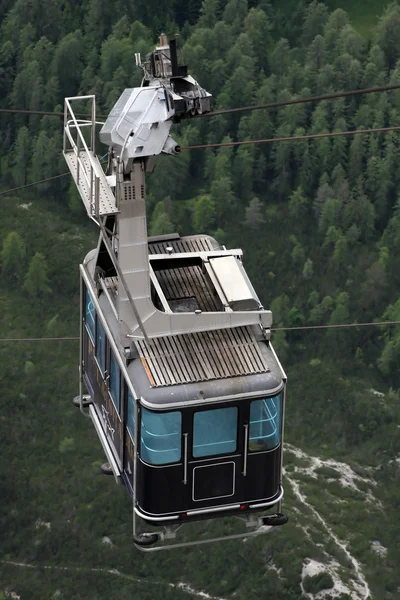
<box><xmin>64</xmin><ymin>34</ymin><xmax>288</xmax><ymax>551</ymax></box>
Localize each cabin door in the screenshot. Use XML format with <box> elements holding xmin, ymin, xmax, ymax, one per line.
<box><xmin>185</xmin><ymin>404</ymin><xmax>245</xmax><ymax>509</ymax></box>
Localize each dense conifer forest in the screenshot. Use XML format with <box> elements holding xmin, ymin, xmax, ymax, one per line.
<box><xmin>1</xmin><ymin>1</ymin><xmax>400</xmax><ymax>598</ymax></box>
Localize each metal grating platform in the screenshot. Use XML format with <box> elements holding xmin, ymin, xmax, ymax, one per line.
<box><xmin>64</xmin><ymin>150</ymin><xmax>118</xmax><ymax>216</ymax></box>
<box><xmin>156</xmin><ymin>265</ymin><xmax>221</xmax><ymax>312</ymax></box>
<box><xmin>149</xmin><ymin>236</ymin><xmax>216</xmax><ymax>254</ymax></box>
<box><xmin>150</xmin><ymin>235</ymin><xmax>223</xmax><ymax>313</ymax></box>
<box><xmin>135</xmin><ymin>326</ymin><xmax>269</xmax><ymax>387</ymax></box>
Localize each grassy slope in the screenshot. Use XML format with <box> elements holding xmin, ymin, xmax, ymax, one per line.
<box><xmin>270</xmin><ymin>0</ymin><xmax>391</xmax><ymax>37</ymax></box>
<box><xmin>326</xmin><ymin>0</ymin><xmax>391</xmax><ymax>36</ymax></box>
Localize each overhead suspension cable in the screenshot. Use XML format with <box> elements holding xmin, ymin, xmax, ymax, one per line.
<box><xmin>1</xmin><ymin>124</ymin><xmax>400</xmax><ymax>197</ymax></box>
<box><xmin>0</xmin><ymin>155</ymin><xmax>108</xmax><ymax>197</ymax></box>
<box><xmin>182</xmin><ymin>125</ymin><xmax>400</xmax><ymax>151</ymax></box>
<box><xmin>273</xmin><ymin>320</ymin><xmax>400</xmax><ymax>332</ymax></box>
<box><xmin>1</xmin><ymin>320</ymin><xmax>400</xmax><ymax>342</ymax></box>
<box><xmin>0</xmin><ymin>336</ymin><xmax>80</xmax><ymax>342</ymax></box>
<box><xmin>198</xmin><ymin>82</ymin><xmax>400</xmax><ymax>118</ymax></box>
<box><xmin>1</xmin><ymin>83</ymin><xmax>400</xmax><ymax>121</ymax></box>
<box><xmin>0</xmin><ymin>172</ymin><xmax>70</xmax><ymax>196</ymax></box>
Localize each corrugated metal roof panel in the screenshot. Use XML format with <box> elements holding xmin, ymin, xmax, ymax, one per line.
<box><xmin>135</xmin><ymin>326</ymin><xmax>268</xmax><ymax>387</ymax></box>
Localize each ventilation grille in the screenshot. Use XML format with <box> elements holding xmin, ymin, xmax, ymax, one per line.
<box><xmin>123</xmin><ymin>184</ymin><xmax>135</xmax><ymax>202</ymax></box>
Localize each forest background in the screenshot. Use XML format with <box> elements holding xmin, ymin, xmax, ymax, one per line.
<box><xmin>1</xmin><ymin>0</ymin><xmax>400</xmax><ymax>598</ymax></box>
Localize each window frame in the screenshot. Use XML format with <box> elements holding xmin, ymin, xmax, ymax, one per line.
<box><xmin>95</xmin><ymin>314</ymin><xmax>107</xmax><ymax>375</ymax></box>
<box><xmin>140</xmin><ymin>408</ymin><xmax>182</xmax><ymax>466</ymax></box>
<box><xmin>248</xmin><ymin>393</ymin><xmax>282</xmax><ymax>453</ymax></box>
<box><xmin>108</xmin><ymin>351</ymin><xmax>121</xmax><ymax>413</ymax></box>
<box><xmin>84</xmin><ymin>287</ymin><xmax>96</xmax><ymax>342</ymax></box>
<box><xmin>127</xmin><ymin>389</ymin><xmax>135</xmax><ymax>441</ymax></box>
<box><xmin>192</xmin><ymin>406</ymin><xmax>238</xmax><ymax>459</ymax></box>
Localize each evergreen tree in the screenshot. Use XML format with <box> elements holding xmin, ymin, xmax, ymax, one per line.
<box><xmin>301</xmin><ymin>0</ymin><xmax>329</xmax><ymax>46</ymax></box>
<box><xmin>12</xmin><ymin>126</ymin><xmax>30</xmax><ymax>186</ymax></box>
<box><xmin>343</xmin><ymin>178</ymin><xmax>376</xmax><ymax>241</ymax></box>
<box><xmin>288</xmin><ymin>186</ymin><xmax>309</xmax><ymax>220</ymax></box>
<box><xmin>193</xmin><ymin>195</ymin><xmax>216</xmax><ymax>232</ymax></box>
<box><xmin>149</xmin><ymin>201</ymin><xmax>174</xmax><ymax>236</ymax></box>
<box><xmin>244</xmin><ymin>197</ymin><xmax>264</xmax><ymax>229</ymax></box>
<box><xmin>1</xmin><ymin>232</ymin><xmax>26</xmax><ymax>280</ymax></box>
<box><xmin>23</xmin><ymin>252</ymin><xmax>51</xmax><ymax>297</ymax></box>
<box><xmin>377</xmin><ymin>2</ymin><xmax>400</xmax><ymax>69</ymax></box>
<box><xmin>51</xmin><ymin>31</ymin><xmax>84</xmax><ymax>97</ymax></box>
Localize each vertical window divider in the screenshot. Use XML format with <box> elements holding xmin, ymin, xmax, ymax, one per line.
<box><xmin>183</xmin><ymin>433</ymin><xmax>188</xmax><ymax>484</ymax></box>
<box><xmin>242</xmin><ymin>424</ymin><xmax>248</xmax><ymax>476</ymax></box>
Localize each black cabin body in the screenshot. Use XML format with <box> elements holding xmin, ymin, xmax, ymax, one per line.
<box><xmin>80</xmin><ymin>233</ymin><xmax>286</xmax><ymax>527</ymax></box>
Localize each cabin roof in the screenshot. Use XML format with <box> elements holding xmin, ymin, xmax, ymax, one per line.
<box><xmin>135</xmin><ymin>326</ymin><xmax>269</xmax><ymax>387</ymax></box>
<box><xmin>85</xmin><ymin>234</ymin><xmax>283</xmax><ymax>404</ymax></box>
<box><xmin>133</xmin><ymin>235</ymin><xmax>269</xmax><ymax>387</ymax></box>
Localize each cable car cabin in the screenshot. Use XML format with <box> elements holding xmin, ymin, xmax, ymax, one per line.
<box><xmin>79</xmin><ymin>232</ymin><xmax>287</xmax><ymax>549</ymax></box>
<box><xmin>64</xmin><ymin>38</ymin><xmax>286</xmax><ymax>550</ymax></box>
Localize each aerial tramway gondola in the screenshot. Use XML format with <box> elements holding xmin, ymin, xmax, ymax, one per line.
<box><xmin>64</xmin><ymin>34</ymin><xmax>288</xmax><ymax>550</ymax></box>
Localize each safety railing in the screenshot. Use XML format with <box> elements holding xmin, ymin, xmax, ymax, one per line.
<box><xmin>63</xmin><ymin>95</ymin><xmax>105</xmax><ymax>219</ymax></box>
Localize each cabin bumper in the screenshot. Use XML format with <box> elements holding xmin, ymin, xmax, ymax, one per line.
<box><xmin>134</xmin><ymin>485</ymin><xmax>284</xmax><ymax>526</ymax></box>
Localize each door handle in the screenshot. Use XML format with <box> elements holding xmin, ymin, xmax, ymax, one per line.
<box><xmin>242</xmin><ymin>424</ymin><xmax>248</xmax><ymax>476</ymax></box>
<box><xmin>183</xmin><ymin>433</ymin><xmax>188</xmax><ymax>485</ymax></box>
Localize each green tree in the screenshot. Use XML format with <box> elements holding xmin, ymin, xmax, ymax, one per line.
<box><xmin>323</xmin><ymin>8</ymin><xmax>349</xmax><ymax>57</ymax></box>
<box><xmin>288</xmin><ymin>186</ymin><xmax>309</xmax><ymax>220</ymax></box>
<box><xmin>1</xmin><ymin>232</ymin><xmax>26</xmax><ymax>280</ymax></box>
<box><xmin>348</xmin><ymin>132</ymin><xmax>365</xmax><ymax>183</ymax></box>
<box><xmin>343</xmin><ymin>179</ymin><xmax>376</xmax><ymax>241</ymax></box>
<box><xmin>319</xmin><ymin>198</ymin><xmax>342</xmax><ymax>235</ymax></box>
<box><xmin>244</xmin><ymin>8</ymin><xmax>272</xmax><ymax>73</ymax></box>
<box><xmin>12</xmin><ymin>126</ymin><xmax>30</xmax><ymax>186</ymax></box>
<box><xmin>313</xmin><ymin>173</ymin><xmax>333</xmax><ymax>219</ymax></box>
<box><xmin>149</xmin><ymin>201</ymin><xmax>174</xmax><ymax>236</ymax></box>
<box><xmin>377</xmin><ymin>2</ymin><xmax>400</xmax><ymax>69</ymax></box>
<box><xmin>198</xmin><ymin>0</ymin><xmax>219</xmax><ymax>28</ymax></box>
<box><xmin>223</xmin><ymin>0</ymin><xmax>248</xmax><ymax>33</ymax></box>
<box><xmin>84</xmin><ymin>0</ymin><xmax>115</xmax><ymax>46</ymax></box>
<box><xmin>270</xmin><ymin>294</ymin><xmax>290</xmax><ymax>326</ymax></box>
<box><xmin>51</xmin><ymin>31</ymin><xmax>84</xmax><ymax>97</ymax></box>
<box><xmin>244</xmin><ymin>197</ymin><xmax>265</xmax><ymax>229</ymax></box>
<box><xmin>302</xmin><ymin>258</ymin><xmax>314</xmax><ymax>280</ymax></box>
<box><xmin>232</xmin><ymin>146</ymin><xmax>254</xmax><ymax>200</ymax></box>
<box><xmin>100</xmin><ymin>35</ymin><xmax>135</xmax><ymax>84</ymax></box>
<box><xmin>302</xmin><ymin>0</ymin><xmax>329</xmax><ymax>46</ymax></box>
<box><xmin>210</xmin><ymin>176</ymin><xmax>236</xmax><ymax>223</ymax></box>
<box><xmin>23</xmin><ymin>252</ymin><xmax>51</xmax><ymax>298</ymax></box>
<box><xmin>192</xmin><ymin>195</ymin><xmax>216</xmax><ymax>232</ymax></box>
<box><xmin>31</xmin><ymin>131</ymin><xmax>54</xmax><ymax>189</ymax></box>
<box><xmin>290</xmin><ymin>235</ymin><xmax>305</xmax><ymax>266</ymax></box>
<box><xmin>331</xmin><ymin>233</ymin><xmax>349</xmax><ymax>272</ymax></box>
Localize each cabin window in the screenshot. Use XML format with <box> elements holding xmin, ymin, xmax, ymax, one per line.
<box><xmin>109</xmin><ymin>352</ymin><xmax>120</xmax><ymax>412</ymax></box>
<box><xmin>127</xmin><ymin>390</ymin><xmax>135</xmax><ymax>439</ymax></box>
<box><xmin>249</xmin><ymin>393</ymin><xmax>282</xmax><ymax>452</ymax></box>
<box><xmin>140</xmin><ymin>409</ymin><xmax>181</xmax><ymax>465</ymax></box>
<box><xmin>95</xmin><ymin>317</ymin><xmax>106</xmax><ymax>374</ymax></box>
<box><xmin>193</xmin><ymin>407</ymin><xmax>238</xmax><ymax>458</ymax></box>
<box><xmin>85</xmin><ymin>288</ymin><xmax>95</xmax><ymax>341</ymax></box>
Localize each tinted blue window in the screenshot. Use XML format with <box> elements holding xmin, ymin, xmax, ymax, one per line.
<box><xmin>95</xmin><ymin>317</ymin><xmax>106</xmax><ymax>373</ymax></box>
<box><xmin>140</xmin><ymin>409</ymin><xmax>181</xmax><ymax>465</ymax></box>
<box><xmin>85</xmin><ymin>288</ymin><xmax>95</xmax><ymax>341</ymax></box>
<box><xmin>109</xmin><ymin>353</ymin><xmax>120</xmax><ymax>412</ymax></box>
<box><xmin>249</xmin><ymin>393</ymin><xmax>282</xmax><ymax>451</ymax></box>
<box><xmin>193</xmin><ymin>407</ymin><xmax>238</xmax><ymax>458</ymax></box>
<box><xmin>127</xmin><ymin>390</ymin><xmax>135</xmax><ymax>438</ymax></box>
